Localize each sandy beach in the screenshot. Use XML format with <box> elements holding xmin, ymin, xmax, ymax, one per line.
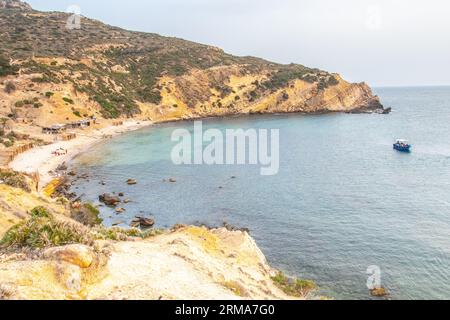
<box><xmin>9</xmin><ymin>120</ymin><xmax>153</xmax><ymax>190</ymax></box>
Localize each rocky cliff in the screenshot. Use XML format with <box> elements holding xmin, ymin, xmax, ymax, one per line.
<box><xmin>0</xmin><ymin>1</ymin><xmax>384</xmax><ymax>126</ymax></box>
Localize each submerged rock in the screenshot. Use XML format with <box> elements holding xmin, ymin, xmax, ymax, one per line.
<box><xmin>370</xmin><ymin>287</ymin><xmax>388</xmax><ymax>297</ymax></box>
<box><xmin>131</xmin><ymin>216</ymin><xmax>155</xmax><ymax>229</ymax></box>
<box><xmin>126</xmin><ymin>179</ymin><xmax>137</xmax><ymax>185</ymax></box>
<box><xmin>382</xmin><ymin>107</ymin><xmax>392</xmax><ymax>114</ymax></box>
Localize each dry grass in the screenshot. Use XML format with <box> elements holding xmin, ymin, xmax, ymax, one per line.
<box><xmin>0</xmin><ymin>284</ymin><xmax>16</xmax><ymax>300</ymax></box>
<box><xmin>0</xmin><ymin>169</ymin><xmax>31</xmax><ymax>192</ymax></box>
<box><xmin>222</xmin><ymin>281</ymin><xmax>247</xmax><ymax>297</ymax></box>
<box><xmin>0</xmin><ymin>205</ymin><xmax>164</xmax><ymax>250</ymax></box>
<box><xmin>0</xmin><ymin>207</ymin><xmax>94</xmax><ymax>249</ymax></box>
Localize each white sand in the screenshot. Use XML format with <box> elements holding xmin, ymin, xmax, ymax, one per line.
<box><xmin>9</xmin><ymin>120</ymin><xmax>152</xmax><ymax>190</ymax></box>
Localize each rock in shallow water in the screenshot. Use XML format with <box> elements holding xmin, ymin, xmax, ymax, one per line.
<box><xmin>115</xmin><ymin>207</ymin><xmax>126</xmax><ymax>214</ymax></box>
<box><xmin>127</xmin><ymin>179</ymin><xmax>137</xmax><ymax>185</ymax></box>
<box><xmin>131</xmin><ymin>216</ymin><xmax>155</xmax><ymax>229</ymax></box>
<box><xmin>370</xmin><ymin>287</ymin><xmax>388</xmax><ymax>297</ymax></box>
<box><xmin>99</xmin><ymin>193</ymin><xmax>121</xmax><ymax>206</ymax></box>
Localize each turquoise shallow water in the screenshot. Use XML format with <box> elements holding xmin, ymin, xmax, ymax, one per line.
<box><xmin>70</xmin><ymin>86</ymin><xmax>450</xmax><ymax>300</ymax></box>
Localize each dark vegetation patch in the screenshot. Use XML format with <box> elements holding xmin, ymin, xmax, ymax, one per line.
<box><xmin>0</xmin><ymin>55</ymin><xmax>18</xmax><ymax>77</ymax></box>
<box><xmin>71</xmin><ymin>203</ymin><xmax>102</xmax><ymax>227</ymax></box>
<box><xmin>0</xmin><ymin>169</ymin><xmax>31</xmax><ymax>192</ymax></box>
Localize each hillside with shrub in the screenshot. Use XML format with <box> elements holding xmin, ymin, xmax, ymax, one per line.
<box><xmin>0</xmin><ymin>0</ymin><xmax>383</xmax><ymax>122</ymax></box>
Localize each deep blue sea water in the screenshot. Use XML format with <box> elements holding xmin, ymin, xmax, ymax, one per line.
<box><xmin>70</xmin><ymin>86</ymin><xmax>450</xmax><ymax>300</ymax></box>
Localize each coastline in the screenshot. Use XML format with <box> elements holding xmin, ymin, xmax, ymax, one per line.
<box><xmin>8</xmin><ymin>120</ymin><xmax>153</xmax><ymax>190</ymax></box>
<box><xmin>1</xmin><ymin>116</ymin><xmax>319</xmax><ymax>300</ymax></box>
<box><xmin>7</xmin><ymin>107</ymin><xmax>386</xmax><ymax>193</ymax></box>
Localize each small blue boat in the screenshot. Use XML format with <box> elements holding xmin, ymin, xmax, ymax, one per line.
<box><xmin>393</xmin><ymin>139</ymin><xmax>411</xmax><ymax>153</ymax></box>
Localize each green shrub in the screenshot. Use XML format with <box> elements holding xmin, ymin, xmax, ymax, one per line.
<box><xmin>31</xmin><ymin>77</ymin><xmax>46</xmax><ymax>83</ymax></box>
<box><xmin>0</xmin><ymin>55</ymin><xmax>18</xmax><ymax>77</ymax></box>
<box><xmin>0</xmin><ymin>205</ymin><xmax>164</xmax><ymax>249</ymax></box>
<box><xmin>327</xmin><ymin>75</ymin><xmax>339</xmax><ymax>86</ymax></box>
<box><xmin>92</xmin><ymin>226</ymin><xmax>163</xmax><ymax>241</ymax></box>
<box><xmin>271</xmin><ymin>272</ymin><xmax>316</xmax><ymax>297</ymax></box>
<box><xmin>4</xmin><ymin>81</ymin><xmax>16</xmax><ymax>94</ymax></box>
<box><xmin>0</xmin><ymin>170</ymin><xmax>30</xmax><ymax>192</ymax></box>
<box><xmin>0</xmin><ymin>210</ymin><xmax>93</xmax><ymax>249</ymax></box>
<box><xmin>45</xmin><ymin>91</ymin><xmax>54</xmax><ymax>98</ymax></box>
<box><xmin>262</xmin><ymin>65</ymin><xmax>314</xmax><ymax>90</ymax></box>
<box><xmin>71</xmin><ymin>203</ymin><xmax>103</xmax><ymax>227</ymax></box>
<box><xmin>1</xmin><ymin>139</ymin><xmax>14</xmax><ymax>148</ymax></box>
<box><xmin>63</xmin><ymin>97</ymin><xmax>74</xmax><ymax>104</ymax></box>
<box><xmin>302</xmin><ymin>74</ymin><xmax>318</xmax><ymax>83</ymax></box>
<box><xmin>30</xmin><ymin>206</ymin><xmax>51</xmax><ymax>218</ymax></box>
<box><xmin>94</xmin><ymin>95</ymin><xmax>120</xmax><ymax>118</ymax></box>
<box><xmin>14</xmin><ymin>101</ymin><xmax>24</xmax><ymax>108</ymax></box>
<box><xmin>317</xmin><ymin>79</ymin><xmax>327</xmax><ymax>91</ymax></box>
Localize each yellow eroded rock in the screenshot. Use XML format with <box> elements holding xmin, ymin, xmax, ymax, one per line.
<box><xmin>43</xmin><ymin>244</ymin><xmax>95</xmax><ymax>269</ymax></box>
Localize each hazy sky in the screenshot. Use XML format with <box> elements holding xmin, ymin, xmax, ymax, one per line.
<box><xmin>27</xmin><ymin>0</ymin><xmax>450</xmax><ymax>87</ymax></box>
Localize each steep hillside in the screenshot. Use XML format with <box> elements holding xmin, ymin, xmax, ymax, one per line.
<box><xmin>0</xmin><ymin>0</ymin><xmax>384</xmax><ymax>124</ymax></box>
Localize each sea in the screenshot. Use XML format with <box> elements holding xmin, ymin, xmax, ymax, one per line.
<box><xmin>69</xmin><ymin>86</ymin><xmax>450</xmax><ymax>299</ymax></box>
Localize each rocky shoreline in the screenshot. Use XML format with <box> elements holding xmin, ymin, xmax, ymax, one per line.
<box><xmin>0</xmin><ymin>168</ymin><xmax>321</xmax><ymax>300</ymax></box>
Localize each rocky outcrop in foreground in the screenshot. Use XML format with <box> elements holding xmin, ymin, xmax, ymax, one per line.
<box><xmin>0</xmin><ymin>175</ymin><xmax>314</xmax><ymax>300</ymax></box>
<box><xmin>0</xmin><ymin>225</ymin><xmax>299</xmax><ymax>300</ymax></box>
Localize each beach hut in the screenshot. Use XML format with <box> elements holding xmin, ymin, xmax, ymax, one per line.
<box><xmin>42</xmin><ymin>124</ymin><xmax>66</xmax><ymax>135</ymax></box>
<box><xmin>67</xmin><ymin>119</ymin><xmax>91</xmax><ymax>129</ymax></box>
